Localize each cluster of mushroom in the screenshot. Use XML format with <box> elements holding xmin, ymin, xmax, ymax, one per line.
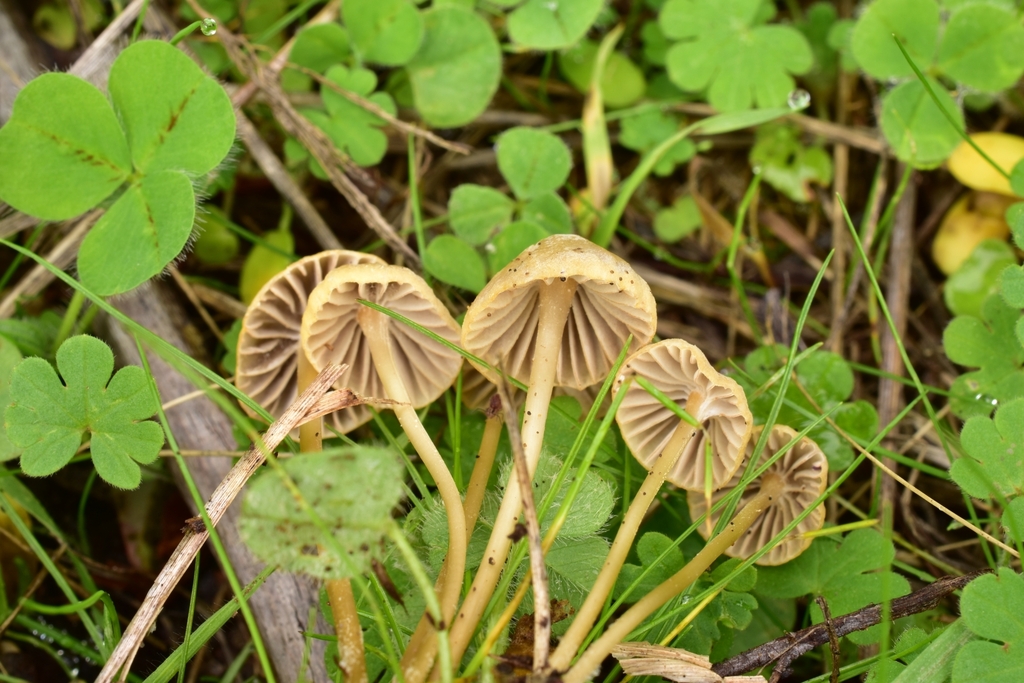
<box><xmin>233</xmin><ymin>235</ymin><xmax>829</xmax><ymax>683</ymax></box>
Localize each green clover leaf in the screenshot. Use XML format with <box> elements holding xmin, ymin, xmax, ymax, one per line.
<box><xmin>758</xmin><ymin>529</ymin><xmax>910</xmax><ymax>645</ymax></box>
<box><xmin>619</xmin><ymin>110</ymin><xmax>696</xmax><ymax>177</ymax></box>
<box><xmin>0</xmin><ymin>335</ymin><xmax>24</xmax><ymax>462</ymax></box>
<box><xmin>953</xmin><ymin>568</ymin><xmax>1024</xmax><ymax>682</ymax></box>
<box><xmin>448</xmin><ymin>184</ymin><xmax>515</xmax><ymax>246</ymax></box>
<box><xmin>239</xmin><ymin>447</ymin><xmax>404</xmax><ymax>579</ymax></box>
<box><xmin>945</xmin><ymin>239</ymin><xmax>1017</xmax><ymax>318</ymax></box>
<box><xmin>849</xmin><ymin>0</ymin><xmax>939</xmax><ymax>80</ymax></box>
<box><xmin>496</xmin><ymin>127</ymin><xmax>572</xmax><ymax>200</ymax></box>
<box><xmin>951</xmin><ymin>398</ymin><xmax>1024</xmax><ymax>500</ymax></box>
<box><xmin>5</xmin><ymin>335</ymin><xmax>163</xmax><ymax>490</ymax></box>
<box><xmin>558</xmin><ymin>40</ymin><xmax>646</xmax><ymax>109</ymax></box>
<box><xmin>423</xmin><ymin>235</ymin><xmax>488</xmax><ymax>293</ymax></box>
<box><xmin>654</xmin><ymin>196</ymin><xmax>702</xmax><ymax>243</ymax></box>
<box><xmin>943</xmin><ymin>293</ymin><xmax>1024</xmax><ymax>419</ymax></box>
<box><xmin>343</xmin><ymin>0</ymin><xmax>423</xmax><ymax>66</ymax></box>
<box><xmin>936</xmin><ymin>2</ymin><xmax>1024</xmax><ymax>93</ymax></box>
<box><xmin>312</xmin><ymin>64</ymin><xmax>397</xmax><ymax>167</ymax></box>
<box><xmin>507</xmin><ymin>0</ymin><xmax>604</xmax><ymax>50</ymax></box>
<box><xmin>660</xmin><ymin>0</ymin><xmax>812</xmax><ymax>112</ymax></box>
<box><xmin>880</xmin><ymin>78</ymin><xmax>963</xmax><ymax>169</ymax></box>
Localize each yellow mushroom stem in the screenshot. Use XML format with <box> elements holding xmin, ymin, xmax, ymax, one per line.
<box><xmin>299</xmin><ymin>351</ymin><xmax>368</xmax><ymax>683</ymax></box>
<box><xmin>549</xmin><ymin>391</ymin><xmax>704</xmax><ymax>671</ymax></box>
<box><xmin>355</xmin><ymin>306</ymin><xmax>468</xmax><ymax>652</ymax></box>
<box><xmin>560</xmin><ymin>473</ymin><xmax>786</xmax><ymax>683</ymax></box>
<box><xmin>397</xmin><ymin>398</ymin><xmax>504</xmax><ymax>679</ymax></box>
<box><xmin>420</xmin><ymin>279</ymin><xmax>579</xmax><ymax>683</ymax></box>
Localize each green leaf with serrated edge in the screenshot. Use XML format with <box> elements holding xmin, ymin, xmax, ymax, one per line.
<box><xmin>520</xmin><ymin>193</ymin><xmax>573</xmax><ymax>235</ymax></box>
<box><xmin>654</xmin><ymin>196</ymin><xmax>701</xmax><ymax>242</ymax></box>
<box><xmin>523</xmin><ymin>535</ymin><xmax>609</xmax><ymax>625</ymax></box>
<box><xmin>77</xmin><ymin>170</ymin><xmax>196</xmax><ymax>296</ymax></box>
<box><xmin>108</xmin><ymin>40</ymin><xmax>235</xmax><ymax>176</ymax></box>
<box><xmin>891</xmin><ymin>620</ymin><xmax>973</xmax><ymax>683</ymax></box>
<box><xmin>239</xmin><ymin>447</ymin><xmax>403</xmax><ymax>579</ymax></box>
<box><xmin>880</xmin><ymin>78</ymin><xmax>963</xmax><ymax>169</ymax></box>
<box><xmin>423</xmin><ymin>235</ymin><xmax>487</xmax><ymax>293</ymax></box>
<box><xmin>288</xmin><ymin>23</ymin><xmax>350</xmax><ymax>74</ymax></box>
<box><xmin>5</xmin><ymin>335</ymin><xmax>162</xmax><ymax>489</ymax></box>
<box><xmin>749</xmin><ymin>122</ymin><xmax>833</xmax><ymax>203</ymax></box>
<box><xmin>945</xmin><ymin>239</ymin><xmax>1017</xmax><ymax>317</ymax></box>
<box><xmin>1002</xmin><ymin>264</ymin><xmax>1024</xmax><ymax>309</ymax></box>
<box><xmin>0</xmin><ymin>312</ymin><xmax>61</xmax><ymax>360</ymax></box>
<box><xmin>0</xmin><ymin>73</ymin><xmax>130</xmax><ymax>220</ymax></box>
<box><xmin>936</xmin><ymin>3</ymin><xmax>1024</xmax><ymax>93</ymax></box>
<box><xmin>953</xmin><ymin>569</ymin><xmax>1024</xmax><ymax>682</ymax></box>
<box><xmin>496</xmin><ymin>127</ymin><xmax>572</xmax><ymax>201</ymax></box>
<box><xmin>488</xmin><ymin>221</ymin><xmax>549</xmax><ymax>274</ymax></box>
<box><xmin>0</xmin><ymin>335</ymin><xmax>24</xmax><ymax>462</ymax></box>
<box><xmin>1004</xmin><ymin>497</ymin><xmax>1024</xmax><ymax>543</ymax></box>
<box><xmin>849</xmin><ymin>0</ymin><xmax>939</xmax><ymax>80</ymax></box>
<box><xmin>318</xmin><ymin>65</ymin><xmax>396</xmax><ymax>167</ymax></box>
<box><xmin>343</xmin><ymin>0</ymin><xmax>423</xmax><ymax>66</ymax></box>
<box><xmin>661</xmin><ymin>0</ymin><xmax>812</xmax><ymax>113</ymax></box>
<box><xmin>508</xmin><ymin>0</ymin><xmax>603</xmax><ymax>50</ymax></box>
<box><xmin>405</xmin><ymin>7</ymin><xmax>501</xmax><ymax>128</ymax></box>
<box><xmin>558</xmin><ymin>41</ymin><xmax>646</xmax><ymax>108</ymax></box>
<box><xmin>615</xmin><ymin>532</ymin><xmax>685</xmax><ymax>598</ymax></box>
<box><xmin>952</xmin><ymin>398</ymin><xmax>1024</xmax><ymax>500</ymax></box>
<box><xmin>944</xmin><ymin>293</ymin><xmax>1024</xmax><ymax>419</ymax></box>
<box><xmin>866</xmin><ymin>627</ymin><xmax>929</xmax><ymax>682</ymax></box>
<box><xmin>757</xmin><ymin>529</ymin><xmax>910</xmax><ymax>645</ymax></box>
<box><xmin>619</xmin><ymin>110</ymin><xmax>695</xmax><ymax>177</ymax></box>
<box><xmin>448</xmin><ymin>185</ymin><xmax>515</xmax><ymax>245</ymax></box>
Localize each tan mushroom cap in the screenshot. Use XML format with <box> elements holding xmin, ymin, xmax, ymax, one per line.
<box><xmin>689</xmin><ymin>425</ymin><xmax>828</xmax><ymax>566</ymax></box>
<box><xmin>235</xmin><ymin>250</ymin><xmax>385</xmax><ymax>431</ymax></box>
<box><xmin>462</xmin><ymin>234</ymin><xmax>657</xmax><ymax>390</ymax></box>
<box><xmin>301</xmin><ymin>263</ymin><xmax>463</xmax><ymax>432</ymax></box>
<box><xmin>614</xmin><ymin>339</ymin><xmax>753</xmax><ymax>492</ymax></box>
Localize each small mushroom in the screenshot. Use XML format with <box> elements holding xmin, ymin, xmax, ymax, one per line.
<box><xmin>440</xmin><ymin>234</ymin><xmax>658</xmax><ymax>678</ymax></box>
<box><xmin>235</xmin><ymin>249</ymin><xmax>384</xmax><ymax>435</ymax></box>
<box><xmin>562</xmin><ymin>425</ymin><xmax>826</xmax><ymax>683</ymax></box>
<box><xmin>301</xmin><ymin>263</ymin><xmax>467</xmax><ymax>645</ymax></box>
<box><xmin>689</xmin><ymin>424</ymin><xmax>828</xmax><ymax>566</ymax></box>
<box><xmin>549</xmin><ymin>339</ymin><xmax>752</xmax><ymax>672</ymax></box>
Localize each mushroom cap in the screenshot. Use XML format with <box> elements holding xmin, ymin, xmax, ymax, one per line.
<box><xmin>236</xmin><ymin>250</ymin><xmax>385</xmax><ymax>432</ymax></box>
<box><xmin>689</xmin><ymin>425</ymin><xmax>828</xmax><ymax>567</ymax></box>
<box><xmin>461</xmin><ymin>234</ymin><xmax>657</xmax><ymax>390</ymax></box>
<box><xmin>301</xmin><ymin>263</ymin><xmax>463</xmax><ymax>432</ymax></box>
<box><xmin>614</xmin><ymin>339</ymin><xmax>752</xmax><ymax>492</ymax></box>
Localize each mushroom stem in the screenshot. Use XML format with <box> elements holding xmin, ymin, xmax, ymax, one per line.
<box><xmin>397</xmin><ymin>396</ymin><xmax>504</xmax><ymax>681</ymax></box>
<box><xmin>434</xmin><ymin>279</ymin><xmax>579</xmax><ymax>680</ymax></box>
<box><xmin>299</xmin><ymin>351</ymin><xmax>367</xmax><ymax>683</ymax></box>
<box><xmin>327</xmin><ymin>578</ymin><xmax>369</xmax><ymax>683</ymax></box>
<box><xmin>549</xmin><ymin>391</ymin><xmax>704</xmax><ymax>671</ymax></box>
<box><xmin>560</xmin><ymin>473</ymin><xmax>785</xmax><ymax>683</ymax></box>
<box><xmin>356</xmin><ymin>307</ymin><xmax>468</xmax><ymax>641</ymax></box>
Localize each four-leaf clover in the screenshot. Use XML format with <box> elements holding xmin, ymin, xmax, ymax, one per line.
<box><xmin>5</xmin><ymin>335</ymin><xmax>163</xmax><ymax>490</ymax></box>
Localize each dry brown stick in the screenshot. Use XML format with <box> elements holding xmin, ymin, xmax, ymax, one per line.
<box><xmin>496</xmin><ymin>379</ymin><xmax>550</xmax><ymax>674</ymax></box>
<box><xmin>877</xmin><ymin>167</ymin><xmax>916</xmax><ymax>514</ymax></box>
<box><xmin>190</xmin><ymin>282</ymin><xmax>248</xmax><ymax>319</ymax></box>
<box><xmin>168</xmin><ymin>265</ymin><xmax>224</xmax><ymax>342</ymax></box>
<box><xmin>712</xmin><ymin>570</ymin><xmax>985</xmax><ymax>680</ymax></box>
<box><xmin>234</xmin><ymin>111</ymin><xmax>342</xmax><ymax>251</ymax></box>
<box><xmin>95</xmin><ymin>364</ymin><xmax>349</xmax><ymax>683</ymax></box>
<box><xmin>0</xmin><ymin>210</ymin><xmax>100</xmax><ymax>318</ymax></box>
<box><xmin>293</xmin><ymin>63</ymin><xmax>472</xmax><ymax>155</ymax></box>
<box><xmin>828</xmin><ymin>36</ymin><xmax>853</xmax><ymax>354</ymax></box>
<box><xmin>203</xmin><ymin>11</ymin><xmax>420</xmax><ymax>266</ymax></box>
<box><xmin>815</xmin><ymin>596</ymin><xmax>840</xmax><ymax>683</ymax></box>
<box><xmin>825</xmin><ymin>157</ymin><xmax>889</xmax><ymax>350</ymax></box>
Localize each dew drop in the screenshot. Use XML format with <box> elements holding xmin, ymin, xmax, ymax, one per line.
<box><xmin>201</xmin><ymin>18</ymin><xmax>217</xmax><ymax>35</ymax></box>
<box><xmin>787</xmin><ymin>89</ymin><xmax>811</xmax><ymax>111</ymax></box>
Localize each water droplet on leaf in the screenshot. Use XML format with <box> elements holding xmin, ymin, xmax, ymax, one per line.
<box><xmin>787</xmin><ymin>89</ymin><xmax>811</xmax><ymax>111</ymax></box>
<box><xmin>200</xmin><ymin>18</ymin><xmax>217</xmax><ymax>35</ymax></box>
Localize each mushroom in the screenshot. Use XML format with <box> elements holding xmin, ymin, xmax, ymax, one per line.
<box><xmin>432</xmin><ymin>234</ymin><xmax>657</xmax><ymax>679</ymax></box>
<box><xmin>300</xmin><ymin>263</ymin><xmax>467</xmax><ymax>658</ymax></box>
<box><xmin>947</xmin><ymin>132</ymin><xmax>1024</xmax><ymax>197</ymax></box>
<box><xmin>931</xmin><ymin>192</ymin><xmax>1015</xmax><ymax>275</ymax></box>
<box><xmin>549</xmin><ymin>339</ymin><xmax>752</xmax><ymax>672</ymax></box>
<box><xmin>561</xmin><ymin>425</ymin><xmax>827</xmax><ymax>683</ymax></box>
<box><xmin>235</xmin><ymin>249</ymin><xmax>385</xmax><ymax>436</ymax></box>
<box><xmin>689</xmin><ymin>424</ymin><xmax>828</xmax><ymax>566</ymax></box>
